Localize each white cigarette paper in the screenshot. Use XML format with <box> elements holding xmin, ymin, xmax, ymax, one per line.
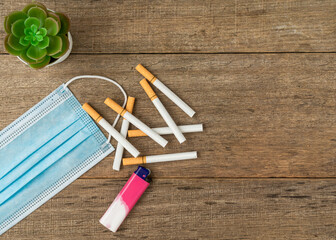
<box><xmin>128</xmin><ymin>124</ymin><xmax>203</xmax><ymax>137</ymax></box>
<box><xmin>124</xmin><ymin>112</ymin><xmax>168</xmax><ymax>147</ymax></box>
<box><xmin>146</xmin><ymin>151</ymin><xmax>197</xmax><ymax>163</ymax></box>
<box><xmin>99</xmin><ymin>119</ymin><xmax>140</xmax><ymax>158</ymax></box>
<box><xmin>153</xmin><ymin>79</ymin><xmax>196</xmax><ymax>117</ymax></box>
<box><xmin>139</xmin><ymin>79</ymin><xmax>186</xmax><ymax>144</ymax></box>
<box><xmin>104</xmin><ymin>98</ymin><xmax>168</xmax><ymax>148</ymax></box>
<box><xmin>113</xmin><ymin>97</ymin><xmax>135</xmax><ymax>171</ymax></box>
<box><xmin>82</xmin><ymin>103</ymin><xmax>140</xmax><ymax>158</ymax></box>
<box><xmin>123</xmin><ymin>151</ymin><xmax>198</xmax><ymax>165</ymax></box>
<box><xmin>113</xmin><ymin>120</ymin><xmax>130</xmax><ymax>171</ymax></box>
<box><xmin>136</xmin><ymin>64</ymin><xmax>196</xmax><ymax>118</ymax></box>
<box><xmin>152</xmin><ymin>98</ymin><xmax>186</xmax><ymax>143</ymax></box>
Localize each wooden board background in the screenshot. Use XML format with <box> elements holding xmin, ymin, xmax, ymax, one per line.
<box><xmin>1</xmin><ymin>0</ymin><xmax>336</xmax><ymax>53</ymax></box>
<box><xmin>0</xmin><ymin>0</ymin><xmax>335</xmax><ymax>239</ymax></box>
<box><xmin>2</xmin><ymin>179</ymin><xmax>336</xmax><ymax>240</ymax></box>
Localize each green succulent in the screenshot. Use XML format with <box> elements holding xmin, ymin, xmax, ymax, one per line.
<box><xmin>4</xmin><ymin>2</ymin><xmax>70</xmax><ymax>69</ymax></box>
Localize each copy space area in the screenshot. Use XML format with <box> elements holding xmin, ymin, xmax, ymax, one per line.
<box><xmin>0</xmin><ymin>0</ymin><xmax>335</xmax><ymax>239</ymax></box>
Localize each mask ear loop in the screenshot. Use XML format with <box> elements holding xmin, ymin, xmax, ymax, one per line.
<box><xmin>64</xmin><ymin>75</ymin><xmax>127</xmax><ymax>144</ymax></box>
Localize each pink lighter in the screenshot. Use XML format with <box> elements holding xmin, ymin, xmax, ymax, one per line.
<box><xmin>99</xmin><ymin>166</ymin><xmax>151</xmax><ymax>232</ymax></box>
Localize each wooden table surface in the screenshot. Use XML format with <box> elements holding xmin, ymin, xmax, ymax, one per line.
<box><xmin>1</xmin><ymin>1</ymin><xmax>335</xmax><ymax>239</ymax></box>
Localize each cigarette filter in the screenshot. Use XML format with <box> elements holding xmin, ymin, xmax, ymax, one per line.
<box><xmin>128</xmin><ymin>124</ymin><xmax>203</xmax><ymax>137</ymax></box>
<box><xmin>82</xmin><ymin>103</ymin><xmax>140</xmax><ymax>158</ymax></box>
<box><xmin>104</xmin><ymin>97</ymin><xmax>168</xmax><ymax>147</ymax></box>
<box><xmin>136</xmin><ymin>64</ymin><xmax>196</xmax><ymax>118</ymax></box>
<box><xmin>140</xmin><ymin>79</ymin><xmax>186</xmax><ymax>143</ymax></box>
<box><xmin>123</xmin><ymin>151</ymin><xmax>197</xmax><ymax>166</ymax></box>
<box><xmin>113</xmin><ymin>97</ymin><xmax>135</xmax><ymax>171</ymax></box>
<box><xmin>100</xmin><ymin>166</ymin><xmax>151</xmax><ymax>232</ymax></box>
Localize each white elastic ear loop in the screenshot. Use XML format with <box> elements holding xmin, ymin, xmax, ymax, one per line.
<box><xmin>64</xmin><ymin>75</ymin><xmax>127</xmax><ymax>143</ymax></box>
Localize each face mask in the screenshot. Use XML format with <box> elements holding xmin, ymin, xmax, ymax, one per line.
<box><xmin>0</xmin><ymin>75</ymin><xmax>127</xmax><ymax>235</ymax></box>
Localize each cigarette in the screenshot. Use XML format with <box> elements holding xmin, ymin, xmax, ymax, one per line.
<box><xmin>136</xmin><ymin>64</ymin><xmax>196</xmax><ymax>118</ymax></box>
<box><xmin>123</xmin><ymin>151</ymin><xmax>197</xmax><ymax>165</ymax></box>
<box><xmin>140</xmin><ymin>79</ymin><xmax>186</xmax><ymax>143</ymax></box>
<box><xmin>104</xmin><ymin>97</ymin><xmax>168</xmax><ymax>147</ymax></box>
<box><xmin>82</xmin><ymin>103</ymin><xmax>140</xmax><ymax>158</ymax></box>
<box><xmin>128</xmin><ymin>124</ymin><xmax>203</xmax><ymax>137</ymax></box>
<box><xmin>113</xmin><ymin>97</ymin><xmax>135</xmax><ymax>171</ymax></box>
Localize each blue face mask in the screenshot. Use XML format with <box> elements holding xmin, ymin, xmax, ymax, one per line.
<box><xmin>0</xmin><ymin>75</ymin><xmax>127</xmax><ymax>235</ymax></box>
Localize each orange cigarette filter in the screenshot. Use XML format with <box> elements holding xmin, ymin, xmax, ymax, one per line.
<box><xmin>128</xmin><ymin>129</ymin><xmax>147</xmax><ymax>137</ymax></box>
<box><xmin>125</xmin><ymin>96</ymin><xmax>135</xmax><ymax>113</ymax></box>
<box><xmin>139</xmin><ymin>79</ymin><xmax>157</xmax><ymax>101</ymax></box>
<box><xmin>104</xmin><ymin>98</ymin><xmax>126</xmax><ymax>116</ymax></box>
<box><xmin>82</xmin><ymin>103</ymin><xmax>103</xmax><ymax>122</ymax></box>
<box><xmin>136</xmin><ymin>64</ymin><xmax>157</xmax><ymax>83</ymax></box>
<box><xmin>123</xmin><ymin>156</ymin><xmax>146</xmax><ymax>166</ymax></box>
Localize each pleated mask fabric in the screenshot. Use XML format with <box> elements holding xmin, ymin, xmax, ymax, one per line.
<box><xmin>0</xmin><ymin>76</ymin><xmax>126</xmax><ymax>235</ymax></box>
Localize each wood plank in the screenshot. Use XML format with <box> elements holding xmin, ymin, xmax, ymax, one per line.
<box><xmin>0</xmin><ymin>54</ymin><xmax>335</xmax><ymax>178</ymax></box>
<box><xmin>2</xmin><ymin>179</ymin><xmax>335</xmax><ymax>239</ymax></box>
<box><xmin>1</xmin><ymin>0</ymin><xmax>335</xmax><ymax>53</ymax></box>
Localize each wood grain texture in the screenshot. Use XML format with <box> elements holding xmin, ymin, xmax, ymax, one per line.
<box><xmin>2</xmin><ymin>179</ymin><xmax>335</xmax><ymax>240</ymax></box>
<box><xmin>1</xmin><ymin>0</ymin><xmax>336</xmax><ymax>53</ymax></box>
<box><xmin>0</xmin><ymin>54</ymin><xmax>335</xmax><ymax>178</ymax></box>
<box><xmin>1</xmin><ymin>1</ymin><xmax>335</xmax><ymax>238</ymax></box>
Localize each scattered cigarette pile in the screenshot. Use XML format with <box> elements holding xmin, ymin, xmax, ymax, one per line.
<box><xmin>82</xmin><ymin>64</ymin><xmax>203</xmax><ymax>170</ymax></box>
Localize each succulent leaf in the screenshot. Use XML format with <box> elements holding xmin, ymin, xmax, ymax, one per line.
<box><xmin>20</xmin><ymin>50</ymin><xmax>44</xmax><ymax>64</ymax></box>
<box><xmin>19</xmin><ymin>36</ymin><xmax>30</xmax><ymax>46</ymax></box>
<box><xmin>4</xmin><ymin>35</ymin><xmax>22</xmax><ymax>56</ymax></box>
<box><xmin>24</xmin><ymin>17</ymin><xmax>41</xmax><ymax>28</ymax></box>
<box><xmin>5</xmin><ymin>2</ymin><xmax>71</xmax><ymax>68</ymax></box>
<box><xmin>44</xmin><ymin>17</ymin><xmax>60</xmax><ymax>36</ymax></box>
<box><xmin>29</xmin><ymin>55</ymin><xmax>51</xmax><ymax>69</ymax></box>
<box><xmin>56</xmin><ymin>12</ymin><xmax>70</xmax><ymax>34</ymax></box>
<box><xmin>22</xmin><ymin>2</ymin><xmax>47</xmax><ymax>14</ymax></box>
<box><xmin>46</xmin><ymin>35</ymin><xmax>62</xmax><ymax>56</ymax></box>
<box><xmin>37</xmin><ymin>27</ymin><xmax>47</xmax><ymax>37</ymax></box>
<box><xmin>11</xmin><ymin>19</ymin><xmax>25</xmax><ymax>38</ymax></box>
<box><xmin>8</xmin><ymin>34</ymin><xmax>27</xmax><ymax>51</ymax></box>
<box><xmin>22</xmin><ymin>22</ymin><xmax>48</xmax><ymax>47</ymax></box>
<box><xmin>51</xmin><ymin>34</ymin><xmax>69</xmax><ymax>58</ymax></box>
<box><xmin>24</xmin><ymin>28</ymin><xmax>32</xmax><ymax>37</ymax></box>
<box><xmin>5</xmin><ymin>11</ymin><xmax>27</xmax><ymax>33</ymax></box>
<box><xmin>31</xmin><ymin>38</ymin><xmax>39</xmax><ymax>46</ymax></box>
<box><xmin>38</xmin><ymin>36</ymin><xmax>49</xmax><ymax>49</ymax></box>
<box><xmin>31</xmin><ymin>24</ymin><xmax>38</xmax><ymax>33</ymax></box>
<box><xmin>36</xmin><ymin>35</ymin><xmax>43</xmax><ymax>41</ymax></box>
<box><xmin>4</xmin><ymin>16</ymin><xmax>10</xmax><ymax>34</ymax></box>
<box><xmin>26</xmin><ymin>45</ymin><xmax>47</xmax><ymax>60</ymax></box>
<box><xmin>47</xmin><ymin>11</ymin><xmax>61</xmax><ymax>28</ymax></box>
<box><xmin>27</xmin><ymin>7</ymin><xmax>47</xmax><ymax>27</ymax></box>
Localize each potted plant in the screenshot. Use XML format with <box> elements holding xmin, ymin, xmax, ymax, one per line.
<box><xmin>4</xmin><ymin>2</ymin><xmax>72</xmax><ymax>69</ymax></box>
